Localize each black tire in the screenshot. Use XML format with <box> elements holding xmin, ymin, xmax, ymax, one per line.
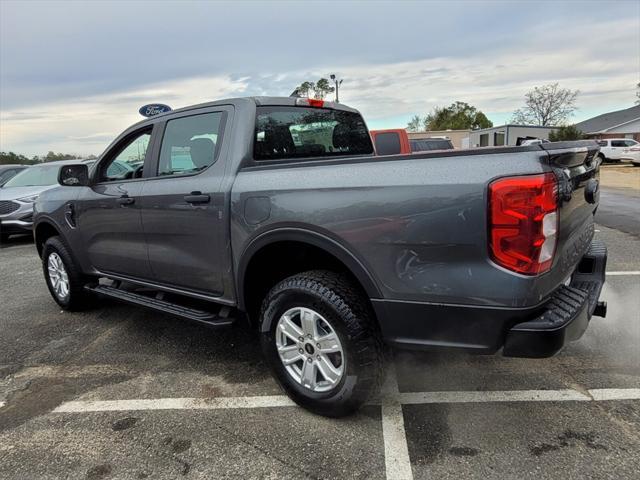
<box><xmin>260</xmin><ymin>270</ymin><xmax>384</xmax><ymax>417</ymax></box>
<box><xmin>42</xmin><ymin>236</ymin><xmax>92</xmax><ymax>311</ymax></box>
<box><xmin>0</xmin><ymin>233</ymin><xmax>9</xmax><ymax>243</ymax></box>
<box><xmin>597</xmin><ymin>153</ymin><xmax>606</xmax><ymax>163</ymax></box>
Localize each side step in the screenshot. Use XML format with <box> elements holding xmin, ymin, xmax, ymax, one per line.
<box><xmin>85</xmin><ymin>284</ymin><xmax>235</xmax><ymax>328</ymax></box>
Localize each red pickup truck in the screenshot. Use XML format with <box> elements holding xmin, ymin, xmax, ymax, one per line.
<box><xmin>370</xmin><ymin>128</ymin><xmax>453</xmax><ymax>155</ymax></box>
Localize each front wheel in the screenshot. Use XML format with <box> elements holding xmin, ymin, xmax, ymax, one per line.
<box><xmin>42</xmin><ymin>236</ymin><xmax>92</xmax><ymax>310</ymax></box>
<box><xmin>260</xmin><ymin>270</ymin><xmax>384</xmax><ymax>417</ymax></box>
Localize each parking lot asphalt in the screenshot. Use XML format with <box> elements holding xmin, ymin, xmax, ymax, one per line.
<box><xmin>0</xmin><ymin>188</ymin><xmax>639</xmax><ymax>479</ymax></box>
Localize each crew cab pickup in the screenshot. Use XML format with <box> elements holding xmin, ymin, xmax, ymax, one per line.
<box><xmin>34</xmin><ymin>97</ymin><xmax>607</xmax><ymax>416</ymax></box>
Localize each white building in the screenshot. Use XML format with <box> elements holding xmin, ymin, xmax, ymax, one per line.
<box><xmin>468</xmin><ymin>125</ymin><xmax>557</xmax><ymax>148</ymax></box>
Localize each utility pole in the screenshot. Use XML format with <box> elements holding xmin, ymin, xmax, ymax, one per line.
<box><xmin>330</xmin><ymin>74</ymin><xmax>343</xmax><ymax>103</ymax></box>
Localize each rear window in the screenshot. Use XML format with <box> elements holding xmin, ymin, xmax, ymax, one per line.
<box><xmin>410</xmin><ymin>139</ymin><xmax>454</xmax><ymax>152</ymax></box>
<box><xmin>374</xmin><ymin>132</ymin><xmax>402</xmax><ymax>155</ymax></box>
<box><xmin>254</xmin><ymin>106</ymin><xmax>373</xmax><ymax>161</ymax></box>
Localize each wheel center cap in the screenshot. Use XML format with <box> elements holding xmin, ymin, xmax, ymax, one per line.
<box><xmin>304</xmin><ymin>343</ymin><xmax>315</xmax><ymax>355</ymax></box>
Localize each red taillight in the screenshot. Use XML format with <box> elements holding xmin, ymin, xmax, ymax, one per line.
<box><xmin>488</xmin><ymin>173</ymin><xmax>558</xmax><ymax>275</ymax></box>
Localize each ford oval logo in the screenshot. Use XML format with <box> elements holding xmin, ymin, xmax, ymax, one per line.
<box><xmin>139</xmin><ymin>104</ymin><xmax>172</xmax><ymax>117</ymax></box>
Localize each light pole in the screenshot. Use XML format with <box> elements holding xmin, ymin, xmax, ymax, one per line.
<box><xmin>330</xmin><ymin>74</ymin><xmax>343</xmax><ymax>103</ymax></box>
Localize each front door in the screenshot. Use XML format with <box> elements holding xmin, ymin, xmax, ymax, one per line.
<box><xmin>139</xmin><ymin>108</ymin><xmax>231</xmax><ymax>295</ymax></box>
<box><xmin>77</xmin><ymin>127</ymin><xmax>155</xmax><ymax>279</ymax></box>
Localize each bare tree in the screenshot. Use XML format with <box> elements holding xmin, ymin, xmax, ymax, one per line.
<box><xmin>406</xmin><ymin>115</ymin><xmax>424</xmax><ymax>132</ymax></box>
<box><xmin>511</xmin><ymin>83</ymin><xmax>579</xmax><ymax>126</ymax></box>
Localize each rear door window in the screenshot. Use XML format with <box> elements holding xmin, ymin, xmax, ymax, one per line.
<box><xmin>157</xmin><ymin>112</ymin><xmax>225</xmax><ymax>176</ymax></box>
<box><xmin>254</xmin><ymin>106</ymin><xmax>373</xmax><ymax>161</ymax></box>
<box><xmin>611</xmin><ymin>140</ymin><xmax>626</xmax><ymax>147</ymax></box>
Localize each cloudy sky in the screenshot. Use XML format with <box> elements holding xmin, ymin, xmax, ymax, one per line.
<box><xmin>1</xmin><ymin>0</ymin><xmax>638</xmax><ymax>156</ymax></box>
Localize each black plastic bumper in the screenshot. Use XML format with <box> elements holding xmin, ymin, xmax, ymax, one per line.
<box><xmin>503</xmin><ymin>240</ymin><xmax>607</xmax><ymax>358</ymax></box>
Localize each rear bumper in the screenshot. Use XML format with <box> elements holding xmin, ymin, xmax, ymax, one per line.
<box><xmin>503</xmin><ymin>240</ymin><xmax>607</xmax><ymax>357</ymax></box>
<box><xmin>372</xmin><ymin>240</ymin><xmax>607</xmax><ymax>358</ymax></box>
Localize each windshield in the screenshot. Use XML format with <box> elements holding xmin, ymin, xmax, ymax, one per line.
<box><xmin>2</xmin><ymin>164</ymin><xmax>62</xmax><ymax>187</ymax></box>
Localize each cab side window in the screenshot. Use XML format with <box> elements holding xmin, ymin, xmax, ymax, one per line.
<box><xmin>99</xmin><ymin>130</ymin><xmax>151</xmax><ymax>182</ymax></box>
<box><xmin>157</xmin><ymin>112</ymin><xmax>224</xmax><ymax>176</ymax></box>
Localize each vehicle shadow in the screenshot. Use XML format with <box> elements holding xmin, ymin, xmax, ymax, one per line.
<box><xmin>0</xmin><ymin>233</ymin><xmax>34</xmax><ymax>249</ymax></box>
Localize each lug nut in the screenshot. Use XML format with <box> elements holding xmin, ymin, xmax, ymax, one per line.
<box><xmin>316</xmin><ymin>343</ymin><xmax>321</xmax><ymax>348</ymax></box>
<box><xmin>307</xmin><ymin>357</ymin><xmax>312</xmax><ymax>363</ymax></box>
<box><xmin>298</xmin><ymin>348</ymin><xmax>304</xmax><ymax>354</ymax></box>
<box><xmin>299</xmin><ymin>336</ymin><xmax>304</xmax><ymax>342</ymax></box>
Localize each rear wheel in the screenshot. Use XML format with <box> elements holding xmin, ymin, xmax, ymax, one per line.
<box><xmin>260</xmin><ymin>270</ymin><xmax>384</xmax><ymax>417</ymax></box>
<box><xmin>42</xmin><ymin>236</ymin><xmax>92</xmax><ymax>310</ymax></box>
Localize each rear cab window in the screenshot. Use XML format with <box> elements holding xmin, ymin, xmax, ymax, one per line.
<box><xmin>254</xmin><ymin>106</ymin><xmax>373</xmax><ymax>161</ymax></box>
<box><xmin>410</xmin><ymin>139</ymin><xmax>454</xmax><ymax>152</ymax></box>
<box><xmin>374</xmin><ymin>132</ymin><xmax>402</xmax><ymax>155</ymax></box>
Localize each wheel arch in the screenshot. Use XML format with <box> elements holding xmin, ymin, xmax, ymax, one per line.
<box><xmin>34</xmin><ymin>220</ymin><xmax>62</xmax><ymax>257</ymax></box>
<box><xmin>237</xmin><ymin>228</ymin><xmax>382</xmax><ymax>324</ymax></box>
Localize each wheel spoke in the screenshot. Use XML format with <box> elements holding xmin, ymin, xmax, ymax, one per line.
<box><xmin>316</xmin><ymin>332</ymin><xmax>341</xmax><ymax>353</ymax></box>
<box><xmin>316</xmin><ymin>354</ymin><xmax>342</xmax><ymax>385</ymax></box>
<box><xmin>278</xmin><ymin>345</ymin><xmax>303</xmax><ymax>365</ymax></box>
<box><xmin>300</xmin><ymin>309</ymin><xmax>317</xmax><ymax>337</ymax></box>
<box><xmin>279</xmin><ymin>317</ymin><xmax>303</xmax><ymax>342</ymax></box>
<box><xmin>300</xmin><ymin>360</ymin><xmax>316</xmax><ymax>389</ymax></box>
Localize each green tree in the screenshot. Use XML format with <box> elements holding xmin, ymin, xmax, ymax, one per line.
<box><xmin>293</xmin><ymin>78</ymin><xmax>335</xmax><ymax>100</ymax></box>
<box><xmin>406</xmin><ymin>115</ymin><xmax>424</xmax><ymax>132</ymax></box>
<box><xmin>424</xmin><ymin>102</ymin><xmax>493</xmax><ymax>130</ymax></box>
<box><xmin>548</xmin><ymin>125</ymin><xmax>585</xmax><ymax>142</ymax></box>
<box><xmin>511</xmin><ymin>83</ymin><xmax>579</xmax><ymax>126</ymax></box>
<box><xmin>0</xmin><ymin>151</ymin><xmax>32</xmax><ymax>165</ymax></box>
<box><xmin>313</xmin><ymin>78</ymin><xmax>335</xmax><ymax>100</ymax></box>
<box><xmin>296</xmin><ymin>81</ymin><xmax>315</xmax><ymax>98</ymax></box>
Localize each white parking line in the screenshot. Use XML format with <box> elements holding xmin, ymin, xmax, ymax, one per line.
<box><xmin>52</xmin><ymin>387</ymin><xmax>640</xmax><ymax>414</ymax></box>
<box><xmin>47</xmin><ymin>385</ymin><xmax>640</xmax><ymax>480</ymax></box>
<box><xmin>399</xmin><ymin>389</ymin><xmax>591</xmax><ymax>404</ymax></box>
<box><xmin>589</xmin><ymin>388</ymin><xmax>640</xmax><ymax>401</ymax></box>
<box><xmin>53</xmin><ymin>395</ymin><xmax>294</xmax><ymax>413</ymax></box>
<box><xmin>607</xmin><ymin>271</ymin><xmax>640</xmax><ymax>276</ymax></box>
<box><xmin>381</xmin><ymin>367</ymin><xmax>413</xmax><ymax>480</ymax></box>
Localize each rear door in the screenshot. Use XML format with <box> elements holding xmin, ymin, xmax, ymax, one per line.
<box><xmin>138</xmin><ymin>106</ymin><xmax>232</xmax><ymax>295</ymax></box>
<box><xmin>77</xmin><ymin>126</ymin><xmax>156</xmax><ymax>278</ymax></box>
<box><xmin>609</xmin><ymin>140</ymin><xmax>627</xmax><ymax>160</ymax></box>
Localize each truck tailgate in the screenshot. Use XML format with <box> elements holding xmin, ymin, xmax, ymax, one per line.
<box><xmin>542</xmin><ymin>141</ymin><xmax>601</xmax><ymax>283</ymax></box>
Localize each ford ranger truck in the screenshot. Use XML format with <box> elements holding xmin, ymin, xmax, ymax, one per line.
<box><xmin>33</xmin><ymin>97</ymin><xmax>607</xmax><ymax>416</ymax></box>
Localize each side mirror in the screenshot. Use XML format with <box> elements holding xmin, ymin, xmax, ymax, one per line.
<box><xmin>58</xmin><ymin>164</ymin><xmax>89</xmax><ymax>187</ymax></box>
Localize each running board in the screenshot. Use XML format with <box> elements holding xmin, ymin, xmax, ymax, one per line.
<box><xmin>85</xmin><ymin>284</ymin><xmax>235</xmax><ymax>328</ymax></box>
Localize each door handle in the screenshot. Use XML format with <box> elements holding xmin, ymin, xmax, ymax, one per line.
<box><xmin>184</xmin><ymin>192</ymin><xmax>210</xmax><ymax>204</ymax></box>
<box><xmin>116</xmin><ymin>195</ymin><xmax>135</xmax><ymax>206</ymax></box>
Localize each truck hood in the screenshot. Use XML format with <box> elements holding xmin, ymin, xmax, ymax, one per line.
<box><xmin>0</xmin><ymin>185</ymin><xmax>56</xmax><ymax>201</ymax></box>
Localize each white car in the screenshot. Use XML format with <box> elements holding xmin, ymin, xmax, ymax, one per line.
<box><xmin>596</xmin><ymin>138</ymin><xmax>640</xmax><ymax>165</ymax></box>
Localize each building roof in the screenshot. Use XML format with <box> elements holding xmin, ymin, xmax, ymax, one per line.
<box><xmin>574</xmin><ymin>105</ymin><xmax>640</xmax><ymax>134</ymax></box>
<box><xmin>470</xmin><ymin>124</ymin><xmax>557</xmax><ymax>133</ymax></box>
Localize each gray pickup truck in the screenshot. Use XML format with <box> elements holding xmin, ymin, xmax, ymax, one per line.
<box><xmin>33</xmin><ymin>97</ymin><xmax>607</xmax><ymax>416</ymax></box>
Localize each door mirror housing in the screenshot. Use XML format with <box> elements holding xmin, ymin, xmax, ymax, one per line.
<box><xmin>58</xmin><ymin>164</ymin><xmax>89</xmax><ymax>187</ymax></box>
